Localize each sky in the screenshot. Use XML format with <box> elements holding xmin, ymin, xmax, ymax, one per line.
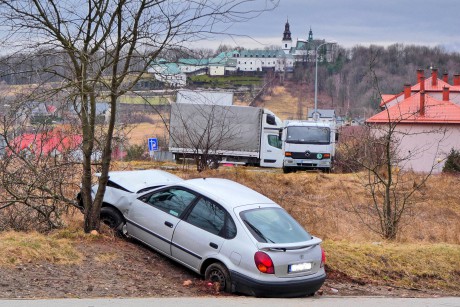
<box><xmin>199</xmin><ymin>0</ymin><xmax>460</xmax><ymax>52</ymax></box>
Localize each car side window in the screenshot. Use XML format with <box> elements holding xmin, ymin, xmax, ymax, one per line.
<box><xmin>146</xmin><ymin>188</ymin><xmax>196</xmax><ymax>217</ymax></box>
<box><xmin>185</xmin><ymin>198</ymin><xmax>236</xmax><ymax>239</ymax></box>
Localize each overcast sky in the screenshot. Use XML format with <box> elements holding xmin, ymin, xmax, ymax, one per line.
<box><xmin>199</xmin><ymin>0</ymin><xmax>460</xmax><ymax>52</ymax></box>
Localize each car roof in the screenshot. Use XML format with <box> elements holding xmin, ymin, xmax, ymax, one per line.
<box><xmin>180</xmin><ymin>178</ymin><xmax>275</xmax><ymax>208</ymax></box>
<box><xmin>101</xmin><ymin>169</ymin><xmax>183</xmax><ymax>193</ymax></box>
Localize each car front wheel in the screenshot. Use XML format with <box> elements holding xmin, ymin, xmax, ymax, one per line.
<box><xmin>100</xmin><ymin>206</ymin><xmax>124</xmax><ymax>235</ymax></box>
<box><xmin>205</xmin><ymin>262</ymin><xmax>232</xmax><ymax>293</ymax></box>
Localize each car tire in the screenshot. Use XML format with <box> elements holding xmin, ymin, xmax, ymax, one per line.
<box><xmin>205</xmin><ymin>262</ymin><xmax>232</xmax><ymax>293</ymax></box>
<box><xmin>100</xmin><ymin>206</ymin><xmax>124</xmax><ymax>235</ymax></box>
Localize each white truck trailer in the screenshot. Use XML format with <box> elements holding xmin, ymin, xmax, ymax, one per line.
<box><xmin>282</xmin><ymin>120</ymin><xmax>337</xmax><ymax>173</ymax></box>
<box><xmin>169</xmin><ymin>103</ymin><xmax>283</xmax><ymax>168</ymax></box>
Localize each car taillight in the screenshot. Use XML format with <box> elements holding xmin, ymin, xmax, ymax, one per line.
<box><xmin>254</xmin><ymin>251</ymin><xmax>275</xmax><ymax>274</ymax></box>
<box><xmin>320</xmin><ymin>247</ymin><xmax>326</xmax><ymax>268</ymax></box>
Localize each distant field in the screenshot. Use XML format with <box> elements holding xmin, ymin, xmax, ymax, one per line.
<box><xmin>188</xmin><ymin>75</ymin><xmax>263</xmax><ymax>87</ymax></box>
<box><xmin>257</xmin><ymin>85</ymin><xmax>313</xmax><ymax>121</ymax></box>
<box><xmin>118</xmin><ymin>95</ymin><xmax>172</xmax><ymax>105</ymax></box>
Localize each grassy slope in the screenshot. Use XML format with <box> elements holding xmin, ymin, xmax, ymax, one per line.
<box><xmin>2</xmin><ymin>82</ymin><xmax>460</xmax><ymax>293</ymax></box>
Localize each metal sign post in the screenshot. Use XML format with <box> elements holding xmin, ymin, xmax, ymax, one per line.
<box><xmin>148</xmin><ymin>137</ymin><xmax>158</xmax><ymax>160</ymax></box>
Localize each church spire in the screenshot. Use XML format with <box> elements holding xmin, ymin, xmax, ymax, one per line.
<box><xmin>283</xmin><ymin>18</ymin><xmax>292</xmax><ymax>41</ymax></box>
<box><xmin>308</xmin><ymin>27</ymin><xmax>313</xmax><ymax>42</ymax></box>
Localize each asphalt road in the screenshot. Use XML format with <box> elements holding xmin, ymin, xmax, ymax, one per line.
<box><xmin>0</xmin><ymin>297</ymin><xmax>459</xmax><ymax>307</ymax></box>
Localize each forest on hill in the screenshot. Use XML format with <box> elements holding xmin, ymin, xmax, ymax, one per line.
<box><xmin>1</xmin><ymin>44</ymin><xmax>460</xmax><ymax>117</ymax></box>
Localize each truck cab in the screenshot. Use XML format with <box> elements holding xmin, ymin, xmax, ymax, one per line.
<box><xmin>282</xmin><ymin>120</ymin><xmax>336</xmax><ymax>173</ymax></box>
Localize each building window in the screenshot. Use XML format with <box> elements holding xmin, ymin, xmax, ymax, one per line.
<box><xmin>285</xmin><ymin>44</ymin><xmax>287</xmax><ymax>48</ymax></box>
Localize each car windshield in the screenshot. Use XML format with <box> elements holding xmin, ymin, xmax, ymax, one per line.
<box><xmin>240</xmin><ymin>208</ymin><xmax>311</xmax><ymax>243</ymax></box>
<box><xmin>286</xmin><ymin>126</ymin><xmax>330</xmax><ymax>144</ymax></box>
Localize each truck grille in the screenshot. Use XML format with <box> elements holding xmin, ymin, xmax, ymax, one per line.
<box><xmin>291</xmin><ymin>152</ymin><xmax>323</xmax><ymax>160</ymax></box>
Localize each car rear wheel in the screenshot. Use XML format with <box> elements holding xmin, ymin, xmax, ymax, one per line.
<box><xmin>100</xmin><ymin>206</ymin><xmax>124</xmax><ymax>235</ymax></box>
<box><xmin>205</xmin><ymin>262</ymin><xmax>232</xmax><ymax>293</ymax></box>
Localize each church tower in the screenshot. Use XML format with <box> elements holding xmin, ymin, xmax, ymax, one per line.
<box><xmin>282</xmin><ymin>19</ymin><xmax>292</xmax><ymax>54</ymax></box>
<box><xmin>308</xmin><ymin>27</ymin><xmax>313</xmax><ymax>42</ymax></box>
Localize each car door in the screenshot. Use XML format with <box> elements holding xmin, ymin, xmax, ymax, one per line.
<box><xmin>126</xmin><ymin>187</ymin><xmax>197</xmax><ymax>256</ymax></box>
<box><xmin>171</xmin><ymin>197</ymin><xmax>237</xmax><ymax>271</ymax></box>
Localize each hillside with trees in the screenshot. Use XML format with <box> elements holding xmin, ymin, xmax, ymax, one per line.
<box><xmin>2</xmin><ymin>44</ymin><xmax>459</xmax><ymax>120</ymax></box>
<box><xmin>312</xmin><ymin>44</ymin><xmax>460</xmax><ymax>117</ymax></box>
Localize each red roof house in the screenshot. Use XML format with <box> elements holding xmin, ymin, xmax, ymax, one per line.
<box><xmin>379</xmin><ymin>69</ymin><xmax>460</xmax><ymax>108</ymax></box>
<box><xmin>367</xmin><ymin>69</ymin><xmax>460</xmax><ymax>173</ymax></box>
<box><xmin>12</xmin><ymin>129</ymin><xmax>83</xmax><ymax>158</ymax></box>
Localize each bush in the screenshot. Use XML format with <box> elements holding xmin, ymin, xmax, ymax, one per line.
<box><xmin>126</xmin><ymin>144</ymin><xmax>147</xmax><ymax>161</ymax></box>
<box><xmin>443</xmin><ymin>148</ymin><xmax>460</xmax><ymax>173</ymax></box>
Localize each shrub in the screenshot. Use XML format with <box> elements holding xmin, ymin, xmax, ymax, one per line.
<box><xmin>126</xmin><ymin>144</ymin><xmax>147</xmax><ymax>161</ymax></box>
<box><xmin>443</xmin><ymin>148</ymin><xmax>460</xmax><ymax>173</ymax></box>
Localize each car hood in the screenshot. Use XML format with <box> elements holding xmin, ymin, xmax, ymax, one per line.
<box><xmin>97</xmin><ymin>169</ymin><xmax>183</xmax><ymax>193</ymax></box>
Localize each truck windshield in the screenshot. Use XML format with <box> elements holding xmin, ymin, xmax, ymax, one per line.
<box><xmin>286</xmin><ymin>126</ymin><xmax>330</xmax><ymax>144</ymax></box>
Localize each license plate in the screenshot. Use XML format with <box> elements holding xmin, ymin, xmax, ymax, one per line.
<box><xmin>288</xmin><ymin>262</ymin><xmax>312</xmax><ymax>273</ymax></box>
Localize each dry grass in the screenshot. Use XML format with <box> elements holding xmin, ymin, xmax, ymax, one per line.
<box><xmin>0</xmin><ymin>231</ymin><xmax>83</xmax><ymax>266</ymax></box>
<box><xmin>257</xmin><ymin>85</ymin><xmax>313</xmax><ymax>120</ymax></box>
<box><xmin>324</xmin><ymin>240</ymin><xmax>460</xmax><ymax>291</ymax></box>
<box><xmin>127</xmin><ymin>120</ymin><xmax>167</xmax><ymax>146</ymax></box>
<box><xmin>94</xmin><ymin>252</ymin><xmax>119</xmax><ymax>263</ymax></box>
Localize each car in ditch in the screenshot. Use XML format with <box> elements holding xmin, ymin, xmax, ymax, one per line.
<box><xmin>93</xmin><ymin>169</ymin><xmax>326</xmax><ymax>297</ymax></box>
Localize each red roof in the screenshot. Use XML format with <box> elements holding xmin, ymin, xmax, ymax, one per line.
<box><xmin>410</xmin><ymin>76</ymin><xmax>451</xmax><ymax>92</ymax></box>
<box><xmin>367</xmin><ymin>92</ymin><xmax>460</xmax><ymax>124</ymax></box>
<box><xmin>379</xmin><ymin>93</ymin><xmax>403</xmax><ymax>107</ymax></box>
<box><xmin>12</xmin><ymin>130</ymin><xmax>82</xmax><ymax>156</ymax></box>
<box><xmin>379</xmin><ymin>76</ymin><xmax>459</xmax><ymax>108</ymax></box>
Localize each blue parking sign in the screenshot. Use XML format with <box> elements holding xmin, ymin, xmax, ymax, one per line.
<box><xmin>148</xmin><ymin>138</ymin><xmax>158</xmax><ymax>151</ymax></box>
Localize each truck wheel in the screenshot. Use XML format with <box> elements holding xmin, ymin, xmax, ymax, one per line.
<box><xmin>208</xmin><ymin>157</ymin><xmax>220</xmax><ymax>169</ymax></box>
<box><xmin>322</xmin><ymin>168</ymin><xmax>331</xmax><ymax>174</ymax></box>
<box><xmin>283</xmin><ymin>167</ymin><xmax>291</xmax><ymax>174</ymax></box>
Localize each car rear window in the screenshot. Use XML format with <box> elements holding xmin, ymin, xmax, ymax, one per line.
<box><xmin>240</xmin><ymin>207</ymin><xmax>311</xmax><ymax>243</ymax></box>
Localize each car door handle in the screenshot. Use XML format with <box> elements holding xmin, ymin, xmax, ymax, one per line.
<box><xmin>164</xmin><ymin>221</ymin><xmax>174</xmax><ymax>228</ymax></box>
<box><xmin>267</xmin><ymin>150</ymin><xmax>272</xmax><ymax>152</ymax></box>
<box><xmin>209</xmin><ymin>242</ymin><xmax>218</xmax><ymax>249</ymax></box>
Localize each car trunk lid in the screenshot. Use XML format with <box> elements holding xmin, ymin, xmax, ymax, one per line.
<box><xmin>257</xmin><ymin>237</ymin><xmax>323</xmax><ymax>278</ymax></box>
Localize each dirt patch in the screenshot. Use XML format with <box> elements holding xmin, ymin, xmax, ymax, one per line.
<box><xmin>0</xmin><ymin>237</ymin><xmax>214</xmax><ymax>299</ymax></box>
<box><xmin>0</xmin><ymin>236</ymin><xmax>456</xmax><ymax>299</ymax></box>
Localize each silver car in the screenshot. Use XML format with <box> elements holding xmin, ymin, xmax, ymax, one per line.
<box><xmin>95</xmin><ymin>170</ymin><xmax>326</xmax><ymax>297</ymax></box>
